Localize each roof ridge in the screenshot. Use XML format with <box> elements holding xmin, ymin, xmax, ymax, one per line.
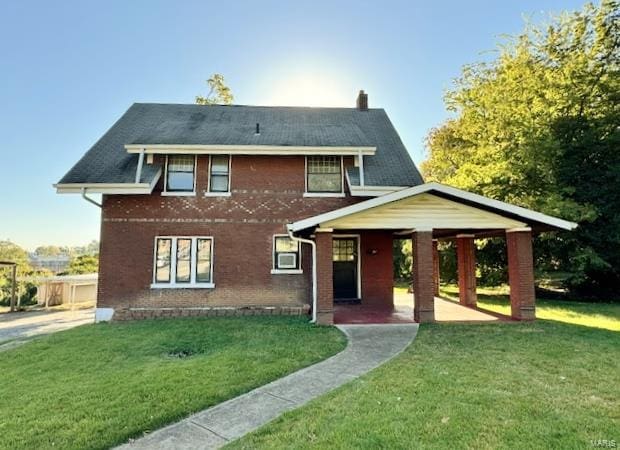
<box><xmin>132</xmin><ymin>102</ymin><xmax>385</xmax><ymax>111</ymax></box>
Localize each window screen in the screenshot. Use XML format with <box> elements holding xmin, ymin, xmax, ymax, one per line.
<box><xmin>209</xmin><ymin>155</ymin><xmax>230</xmax><ymax>192</ymax></box>
<box><xmin>307</xmin><ymin>156</ymin><xmax>342</xmax><ymax>193</ymax></box>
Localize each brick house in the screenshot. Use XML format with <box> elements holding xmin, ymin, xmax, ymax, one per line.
<box><xmin>56</xmin><ymin>91</ymin><xmax>576</xmax><ymax>324</ymax></box>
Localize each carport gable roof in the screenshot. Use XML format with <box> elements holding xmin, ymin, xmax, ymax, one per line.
<box><xmin>288</xmin><ymin>182</ymin><xmax>578</xmax><ymax>233</ymax></box>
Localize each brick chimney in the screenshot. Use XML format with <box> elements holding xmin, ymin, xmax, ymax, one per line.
<box><xmin>356</xmin><ymin>90</ymin><xmax>368</xmax><ymax>111</ymax></box>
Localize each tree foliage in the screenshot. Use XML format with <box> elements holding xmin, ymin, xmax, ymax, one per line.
<box><xmin>0</xmin><ymin>241</ymin><xmax>36</xmax><ymax>306</ymax></box>
<box><xmin>63</xmin><ymin>254</ymin><xmax>99</xmax><ymax>275</ymax></box>
<box><xmin>422</xmin><ymin>1</ymin><xmax>620</xmax><ymax>297</ymax></box>
<box><xmin>195</xmin><ymin>74</ymin><xmax>234</xmax><ymax>105</ymax></box>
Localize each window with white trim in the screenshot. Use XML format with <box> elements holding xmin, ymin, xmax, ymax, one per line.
<box><xmin>166</xmin><ymin>155</ymin><xmax>196</xmax><ymax>192</ymax></box>
<box><xmin>153</xmin><ymin>237</ymin><xmax>213</xmax><ymax>287</ymax></box>
<box><xmin>209</xmin><ymin>155</ymin><xmax>230</xmax><ymax>192</ymax></box>
<box><xmin>306</xmin><ymin>156</ymin><xmax>342</xmax><ymax>193</ymax></box>
<box><xmin>273</xmin><ymin>236</ymin><xmax>300</xmax><ymax>271</ymax></box>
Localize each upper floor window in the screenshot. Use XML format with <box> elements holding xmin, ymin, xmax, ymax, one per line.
<box><xmin>209</xmin><ymin>155</ymin><xmax>230</xmax><ymax>193</ymax></box>
<box><xmin>306</xmin><ymin>156</ymin><xmax>342</xmax><ymax>194</ymax></box>
<box><xmin>166</xmin><ymin>155</ymin><xmax>196</xmax><ymax>193</ymax></box>
<box><xmin>153</xmin><ymin>236</ymin><xmax>214</xmax><ymax>288</ymax></box>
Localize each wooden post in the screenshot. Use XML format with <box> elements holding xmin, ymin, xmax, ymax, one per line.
<box><xmin>10</xmin><ymin>265</ymin><xmax>17</xmax><ymax>312</ymax></box>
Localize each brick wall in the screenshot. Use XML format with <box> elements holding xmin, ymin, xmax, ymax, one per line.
<box><xmin>360</xmin><ymin>231</ymin><xmax>394</xmax><ymax>306</ymax></box>
<box><xmin>98</xmin><ymin>155</ymin><xmax>359</xmax><ymax>314</ymax></box>
<box><xmin>412</xmin><ymin>231</ymin><xmax>435</xmax><ymax>323</ymax></box>
<box><xmin>506</xmin><ymin>230</ymin><xmax>536</xmax><ymax>320</ymax></box>
<box><xmin>315</xmin><ymin>231</ymin><xmax>334</xmax><ymax>325</ymax></box>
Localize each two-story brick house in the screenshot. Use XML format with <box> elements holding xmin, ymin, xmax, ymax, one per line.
<box><xmin>56</xmin><ymin>91</ymin><xmax>576</xmax><ymax>324</ymax></box>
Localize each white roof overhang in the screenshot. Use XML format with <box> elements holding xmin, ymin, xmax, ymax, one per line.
<box><xmin>289</xmin><ymin>182</ymin><xmax>578</xmax><ymax>233</ymax></box>
<box><xmin>125</xmin><ymin>144</ymin><xmax>376</xmax><ymax>156</ymax></box>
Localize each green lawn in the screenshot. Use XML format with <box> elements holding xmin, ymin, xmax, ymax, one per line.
<box><xmin>230</xmin><ymin>300</ymin><xmax>620</xmax><ymax>449</ymax></box>
<box><xmin>0</xmin><ymin>316</ymin><xmax>346</xmax><ymax>450</ymax></box>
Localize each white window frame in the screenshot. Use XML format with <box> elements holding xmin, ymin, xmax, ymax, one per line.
<box><xmin>161</xmin><ymin>155</ymin><xmax>197</xmax><ymax>196</ymax></box>
<box><xmin>303</xmin><ymin>155</ymin><xmax>345</xmax><ymax>197</ymax></box>
<box><xmin>151</xmin><ymin>236</ymin><xmax>215</xmax><ymax>288</ymax></box>
<box><xmin>271</xmin><ymin>234</ymin><xmax>303</xmax><ymax>274</ymax></box>
<box><xmin>204</xmin><ymin>155</ymin><xmax>232</xmax><ymax>197</ymax></box>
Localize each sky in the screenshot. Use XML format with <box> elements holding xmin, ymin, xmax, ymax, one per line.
<box><xmin>0</xmin><ymin>0</ymin><xmax>585</xmax><ymax>250</ymax></box>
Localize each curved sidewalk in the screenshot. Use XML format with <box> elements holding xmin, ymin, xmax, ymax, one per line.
<box><xmin>118</xmin><ymin>323</ymin><xmax>418</xmax><ymax>450</ymax></box>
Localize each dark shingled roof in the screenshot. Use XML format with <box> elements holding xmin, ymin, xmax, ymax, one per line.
<box><xmin>58</xmin><ymin>103</ymin><xmax>424</xmax><ymax>187</ymax></box>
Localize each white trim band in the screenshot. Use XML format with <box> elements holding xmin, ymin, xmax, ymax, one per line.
<box><xmin>506</xmin><ymin>227</ymin><xmax>532</xmax><ymax>233</ymax></box>
<box><xmin>126</xmin><ymin>144</ymin><xmax>376</xmax><ymax>156</ymax></box>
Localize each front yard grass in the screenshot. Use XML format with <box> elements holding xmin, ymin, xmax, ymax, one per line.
<box><xmin>0</xmin><ymin>316</ymin><xmax>346</xmax><ymax>450</ymax></box>
<box><xmin>230</xmin><ymin>300</ymin><xmax>619</xmax><ymax>449</ymax></box>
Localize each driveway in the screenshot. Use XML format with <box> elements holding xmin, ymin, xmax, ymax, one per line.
<box><xmin>0</xmin><ymin>308</ymin><xmax>94</xmax><ymax>350</ymax></box>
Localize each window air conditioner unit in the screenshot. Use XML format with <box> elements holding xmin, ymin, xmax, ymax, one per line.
<box><xmin>278</xmin><ymin>253</ymin><xmax>297</xmax><ymax>269</ymax></box>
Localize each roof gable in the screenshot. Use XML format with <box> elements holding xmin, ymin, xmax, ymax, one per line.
<box><xmin>289</xmin><ymin>182</ymin><xmax>578</xmax><ymax>232</ymax></box>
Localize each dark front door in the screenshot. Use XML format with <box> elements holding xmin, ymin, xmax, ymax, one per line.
<box><xmin>333</xmin><ymin>237</ymin><xmax>358</xmax><ymax>300</ymax></box>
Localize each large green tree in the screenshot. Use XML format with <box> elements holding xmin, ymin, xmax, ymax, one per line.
<box><xmin>423</xmin><ymin>0</ymin><xmax>619</xmax><ymax>298</ymax></box>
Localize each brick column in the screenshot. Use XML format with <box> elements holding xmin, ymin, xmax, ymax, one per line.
<box><xmin>315</xmin><ymin>230</ymin><xmax>334</xmax><ymax>325</ymax></box>
<box><xmin>457</xmin><ymin>234</ymin><xmax>477</xmax><ymax>307</ymax></box>
<box><xmin>506</xmin><ymin>229</ymin><xmax>536</xmax><ymax>320</ymax></box>
<box><xmin>432</xmin><ymin>239</ymin><xmax>440</xmax><ymax>296</ymax></box>
<box><xmin>412</xmin><ymin>231</ymin><xmax>435</xmax><ymax>323</ymax></box>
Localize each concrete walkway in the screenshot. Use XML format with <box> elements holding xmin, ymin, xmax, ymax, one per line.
<box><xmin>118</xmin><ymin>323</ymin><xmax>418</xmax><ymax>450</ymax></box>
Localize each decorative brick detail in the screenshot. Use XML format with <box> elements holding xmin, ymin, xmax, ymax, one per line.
<box><xmin>412</xmin><ymin>231</ymin><xmax>435</xmax><ymax>323</ymax></box>
<box><xmin>506</xmin><ymin>230</ymin><xmax>536</xmax><ymax>320</ymax></box>
<box><xmin>315</xmin><ymin>231</ymin><xmax>334</xmax><ymax>325</ymax></box>
<box><xmin>97</xmin><ymin>155</ymin><xmax>358</xmax><ymax>315</ymax></box>
<box><xmin>432</xmin><ymin>240</ymin><xmax>440</xmax><ymax>297</ymax></box>
<box><xmin>112</xmin><ymin>304</ymin><xmax>310</xmax><ymax>321</ymax></box>
<box><xmin>457</xmin><ymin>236</ymin><xmax>477</xmax><ymax>307</ymax></box>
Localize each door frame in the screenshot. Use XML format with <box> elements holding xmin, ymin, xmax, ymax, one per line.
<box><xmin>332</xmin><ymin>234</ymin><xmax>361</xmax><ymax>300</ymax></box>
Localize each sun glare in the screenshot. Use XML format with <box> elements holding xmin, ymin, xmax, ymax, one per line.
<box><xmin>263</xmin><ymin>71</ymin><xmax>355</xmax><ymax>108</ymax></box>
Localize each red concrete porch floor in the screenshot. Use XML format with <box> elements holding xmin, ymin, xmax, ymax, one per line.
<box><xmin>334</xmin><ymin>293</ymin><xmax>508</xmax><ymax>324</ymax></box>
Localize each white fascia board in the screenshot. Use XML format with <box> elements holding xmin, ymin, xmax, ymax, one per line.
<box><xmin>344</xmin><ymin>168</ymin><xmax>407</xmax><ymax>197</ymax></box>
<box><xmin>54</xmin><ymin>170</ymin><xmax>161</xmax><ymax>194</ymax></box>
<box><xmin>349</xmin><ymin>186</ymin><xmax>410</xmax><ymax>197</ymax></box>
<box><xmin>289</xmin><ymin>182</ymin><xmax>578</xmax><ymax>232</ymax></box>
<box><xmin>125</xmin><ymin>144</ymin><xmax>376</xmax><ymax>156</ymax></box>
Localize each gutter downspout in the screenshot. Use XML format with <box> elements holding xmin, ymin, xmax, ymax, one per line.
<box><xmin>81</xmin><ymin>188</ymin><xmax>102</xmax><ymax>208</ymax></box>
<box><xmin>287</xmin><ymin>225</ymin><xmax>317</xmax><ymax>323</ymax></box>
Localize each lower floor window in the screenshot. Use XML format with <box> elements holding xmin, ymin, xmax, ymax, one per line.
<box><xmin>153</xmin><ymin>236</ymin><xmax>213</xmax><ymax>286</ymax></box>
<box><xmin>273</xmin><ymin>236</ymin><xmax>300</xmax><ymax>270</ymax></box>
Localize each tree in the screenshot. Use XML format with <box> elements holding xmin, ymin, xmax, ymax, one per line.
<box><xmin>423</xmin><ymin>0</ymin><xmax>620</xmax><ymax>298</ymax></box>
<box><xmin>195</xmin><ymin>74</ymin><xmax>233</xmax><ymax>105</ymax></box>
<box><xmin>0</xmin><ymin>241</ymin><xmax>35</xmax><ymax>307</ymax></box>
<box><xmin>34</xmin><ymin>245</ymin><xmax>64</xmax><ymax>257</ymax></box>
<box><xmin>64</xmin><ymin>254</ymin><xmax>99</xmax><ymax>275</ymax></box>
